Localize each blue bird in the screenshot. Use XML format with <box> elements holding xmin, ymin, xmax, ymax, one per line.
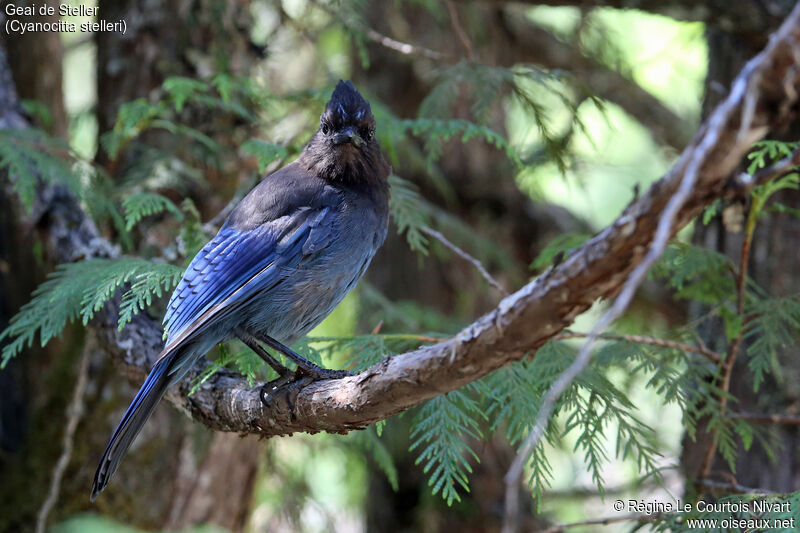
<box><xmin>91</xmin><ymin>81</ymin><xmax>390</xmax><ymax>500</ymax></box>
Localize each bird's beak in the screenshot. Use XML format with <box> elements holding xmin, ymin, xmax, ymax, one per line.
<box><xmin>333</xmin><ymin>127</ymin><xmax>363</xmax><ymax>148</ymax></box>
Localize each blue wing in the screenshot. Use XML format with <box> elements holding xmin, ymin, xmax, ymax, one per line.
<box><xmin>162</xmin><ymin>205</ymin><xmax>336</xmax><ymax>350</ymax></box>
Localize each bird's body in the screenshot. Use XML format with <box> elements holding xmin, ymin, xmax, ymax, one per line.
<box><xmin>161</xmin><ymin>160</ymin><xmax>389</xmax><ymax>378</ymax></box>
<box><xmin>236</xmin><ymin>166</ymin><xmax>387</xmax><ymax>344</ymax></box>
<box><xmin>92</xmin><ymin>81</ymin><xmax>389</xmax><ymax>500</ymax></box>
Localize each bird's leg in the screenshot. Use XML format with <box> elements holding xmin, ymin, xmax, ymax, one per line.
<box><xmin>236</xmin><ymin>329</ymin><xmax>295</xmax><ymax>406</ymax></box>
<box><xmin>261</xmin><ymin>334</ymin><xmax>352</xmax><ymax>380</ymax></box>
<box><xmin>246</xmin><ymin>329</ymin><xmax>352</xmax><ymax>381</ymax></box>
<box><xmin>237</xmin><ymin>328</ymin><xmax>292</xmax><ymax>377</ymax></box>
<box><xmin>237</xmin><ymin>328</ymin><xmax>350</xmax><ymax>407</ymax></box>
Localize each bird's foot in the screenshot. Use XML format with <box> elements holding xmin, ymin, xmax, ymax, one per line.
<box><xmin>259</xmin><ymin>375</ymin><xmax>314</xmax><ymax>417</ymax></box>
<box><xmin>294</xmin><ymin>363</ymin><xmax>352</xmax><ymax>381</ymax></box>
<box><xmin>259</xmin><ymin>372</ymin><xmax>295</xmax><ymax>406</ymax></box>
<box><xmin>259</xmin><ymin>365</ymin><xmax>351</xmax><ymax>407</ymax></box>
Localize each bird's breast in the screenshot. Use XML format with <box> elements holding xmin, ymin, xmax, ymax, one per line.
<box><xmin>244</xmin><ymin>203</ymin><xmax>385</xmax><ymax>344</ymax></box>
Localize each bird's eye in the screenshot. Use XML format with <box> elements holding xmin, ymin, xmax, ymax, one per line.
<box><xmin>321</xmin><ymin>122</ymin><xmax>330</xmax><ymax>135</ymax></box>
<box><xmin>360</xmin><ymin>127</ymin><xmax>374</xmax><ymax>141</ymax></box>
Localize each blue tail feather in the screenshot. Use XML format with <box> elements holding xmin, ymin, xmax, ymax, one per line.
<box><xmin>90</xmin><ymin>352</ymin><xmax>175</xmax><ymax>501</ymax></box>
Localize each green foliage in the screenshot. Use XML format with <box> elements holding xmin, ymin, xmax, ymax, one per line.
<box><xmin>508</xmin><ymin>342</ymin><xmax>663</xmax><ymax>500</ymax></box>
<box><xmin>118</xmin><ymin>262</ymin><xmax>185</xmax><ymax>329</ymax></box>
<box><xmin>162</xmin><ymin>77</ymin><xmax>209</xmax><ymax>112</ymax></box>
<box><xmin>483</xmin><ymin>344</ymin><xmax>572</xmax><ymax>446</ymax></box>
<box><xmin>233</xmin><ymin>348</ymin><xmax>268</xmax><ymax>386</ymax></box>
<box><xmin>751</xmin><ymin>172</ymin><xmax>799</xmax><ymax>225</ymax></box>
<box><xmin>597</xmin><ymin>338</ymin><xmax>694</xmax><ymax>411</ymax></box>
<box><xmin>746</xmin><ymin>140</ymin><xmax>797</xmax><ymax>174</ymax></box>
<box><xmin>388</xmin><ymin>174</ymin><xmax>432</xmax><ymax>253</ymax></box>
<box><xmin>627</xmin><ymin>141</ymin><xmax>800</xmax><ymax>484</ymax></box>
<box><xmin>191</xmin><ymin>341</ymin><xmax>271</xmax><ymax>392</ymax></box>
<box><xmin>20</xmin><ymin>99</ymin><xmax>53</xmax><ymax>129</ymax></box>
<box><xmin>210</xmin><ymin>73</ymin><xmax>236</xmax><ymax>104</ymax></box>
<box><xmin>190</xmin><ymin>343</ymin><xmax>238</xmax><ymax>395</ymax></box>
<box><xmin>405</xmin><ymin>338</ymin><xmax>670</xmax><ymax>506</ymax></box>
<box><xmin>567</xmin><ymin>383</ymin><xmax>660</xmax><ymax>491</ymax></box>
<box><xmin>745</xmin><ymin>294</ymin><xmax>800</xmax><ymax>392</ymax></box>
<box><xmin>480</xmin><ymin>358</ymin><xmax>562</xmax><ymax>501</ymax></box>
<box><xmin>241</xmin><ymin>138</ymin><xmax>288</xmax><ymax>173</ymax></box>
<box><xmin>101</xmin><ymin>74</ymin><xmax>264</xmax><ymax>161</ymax></box>
<box><xmin>702</xmin><ymin>198</ymin><xmax>721</xmax><ymax>224</ymax></box>
<box><xmin>388</xmin><ymin>169</ymin><xmax>514</xmax><ymax>266</ymax></box>
<box><xmin>122</xmin><ymin>192</ymin><xmax>183</xmax><ymax>231</ymax></box>
<box><xmin>0</xmin><ymin>258</ymin><xmax>182</xmax><ymax>367</ymax></box>
<box><xmin>178</xmin><ymin>198</ymin><xmax>207</xmax><ymax>261</ymax></box>
<box><xmin>738</xmin><ymin>146</ymin><xmax>800</xmax><ymax>390</ymax></box>
<box><xmin>101</xmin><ymin>98</ymin><xmax>164</xmax><ymax>160</ymax></box>
<box><xmin>0</xmin><ymin>128</ymin><xmax>82</xmax><ymax>211</ymax></box>
<box><xmin>410</xmin><ymin>386</ymin><xmax>484</xmax><ymax>505</ymax></box>
<box><xmin>189</xmin><ymin>342</ymin><xmax>268</xmax><ymax>394</ymax></box>
<box><xmin>409</xmin><ymin>60</ymin><xmax>582</xmax><ymax>173</ymax></box>
<box><xmin>385</xmin><ymin>117</ymin><xmax>521</xmax><ymax>168</ymax></box>
<box><xmin>0</xmin><ymin>130</ymin><xmax>132</xmax><ymax>253</ymax></box>
<box><xmin>149</xmin><ymin>119</ymin><xmax>221</xmax><ymax>155</ymax></box>
<box><xmin>351</xmin><ymin>426</ymin><xmax>399</xmax><ymax>491</ymax></box>
<box><xmin>651</xmin><ymin>242</ymin><xmax>735</xmax><ymax>304</ymax></box>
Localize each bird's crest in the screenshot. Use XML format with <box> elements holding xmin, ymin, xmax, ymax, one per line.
<box><xmin>325</xmin><ymin>80</ymin><xmax>372</xmax><ymax>124</ymax></box>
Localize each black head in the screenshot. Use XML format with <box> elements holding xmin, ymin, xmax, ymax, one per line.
<box><xmin>322</xmin><ymin>80</ymin><xmax>374</xmax><ymax>140</ymax></box>
<box><xmin>299</xmin><ymin>81</ymin><xmax>389</xmax><ymax>187</ymax></box>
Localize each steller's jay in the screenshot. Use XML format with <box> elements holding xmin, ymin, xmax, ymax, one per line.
<box><xmin>91</xmin><ymin>81</ymin><xmax>390</xmax><ymax>500</ymax></box>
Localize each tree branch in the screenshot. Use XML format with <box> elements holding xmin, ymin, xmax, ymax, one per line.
<box><xmin>421</xmin><ymin>226</ymin><xmax>509</xmax><ymax>296</ymax></box>
<box><xmin>444</xmin><ymin>0</ymin><xmax>476</xmax><ymax>60</ymax></box>
<box><xmin>316</xmin><ymin>2</ymin><xmax>448</xmax><ymax>61</ymax></box>
<box><xmin>2</xmin><ymin>4</ymin><xmax>800</xmax><ymax>444</ymax></box>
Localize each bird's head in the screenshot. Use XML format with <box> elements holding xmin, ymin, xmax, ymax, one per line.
<box><xmin>321</xmin><ymin>80</ymin><xmax>375</xmax><ymax>151</ymax></box>
<box><xmin>301</xmin><ymin>81</ymin><xmax>388</xmax><ymax>186</ymax></box>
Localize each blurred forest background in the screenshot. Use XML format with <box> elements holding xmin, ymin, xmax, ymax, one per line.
<box><xmin>2</xmin><ymin>0</ymin><xmax>800</xmax><ymax>532</ymax></box>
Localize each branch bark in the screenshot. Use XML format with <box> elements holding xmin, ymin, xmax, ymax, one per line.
<box><xmin>3</xmin><ymin>4</ymin><xmax>800</xmax><ymax>441</ymax></box>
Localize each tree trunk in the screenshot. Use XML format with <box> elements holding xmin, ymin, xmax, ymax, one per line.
<box><xmin>0</xmin><ymin>2</ymin><xmax>262</xmax><ymax>528</ymax></box>
<box><xmin>4</xmin><ymin>0</ymin><xmax>68</xmax><ymax>137</ymax></box>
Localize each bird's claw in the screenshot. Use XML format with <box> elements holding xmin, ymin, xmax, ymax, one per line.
<box><xmin>259</xmin><ymin>366</ymin><xmax>351</xmax><ymax>407</ymax></box>
<box><xmin>259</xmin><ymin>372</ymin><xmax>294</xmax><ymax>406</ymax></box>
<box><xmin>294</xmin><ymin>365</ymin><xmax>352</xmax><ymax>381</ymax></box>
